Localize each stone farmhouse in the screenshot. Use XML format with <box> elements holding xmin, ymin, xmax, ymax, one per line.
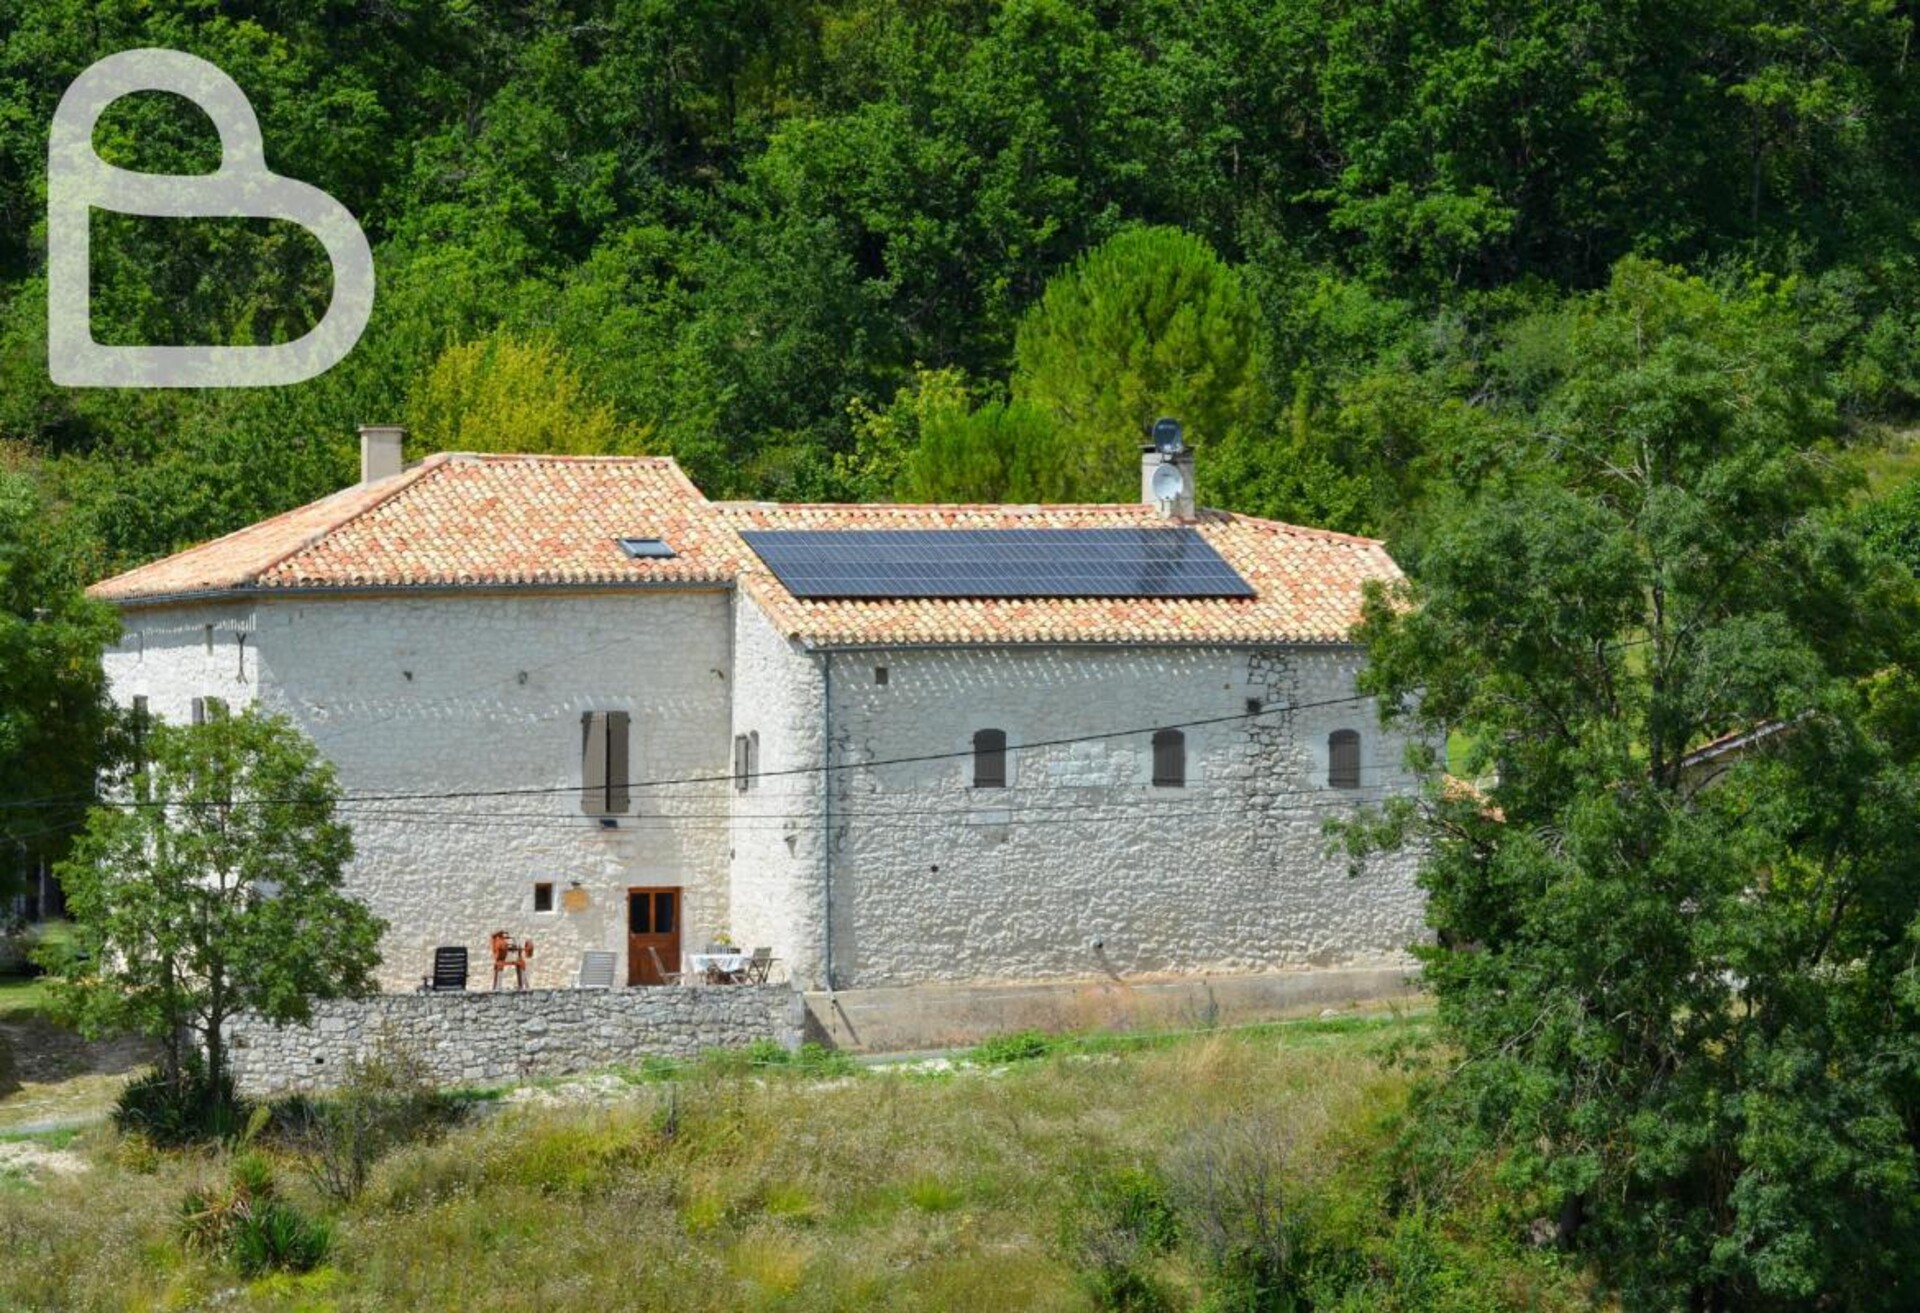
<box><xmin>88</xmin><ymin>427</ymin><xmax>1435</xmax><ymax>1004</ymax></box>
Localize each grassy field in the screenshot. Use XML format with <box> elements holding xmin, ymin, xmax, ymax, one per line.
<box><xmin>0</xmin><ymin>1015</ymin><xmax>1598</xmax><ymax>1312</ymax></box>
<box><xmin>0</xmin><ymin>973</ymin><xmax>155</xmax><ymax>1132</ymax></box>
<box><xmin>0</xmin><ymin>975</ymin><xmax>49</xmax><ymax>1018</ymax></box>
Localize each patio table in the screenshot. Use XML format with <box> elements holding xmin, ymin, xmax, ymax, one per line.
<box><xmin>688</xmin><ymin>951</ymin><xmax>751</xmax><ymax>983</ymax></box>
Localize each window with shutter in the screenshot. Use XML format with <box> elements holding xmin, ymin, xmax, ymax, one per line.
<box><xmin>581</xmin><ymin>712</ymin><xmax>606</xmax><ymax>812</ymax></box>
<box><xmin>1328</xmin><ymin>730</ymin><xmax>1361</xmax><ymax>789</ymax></box>
<box><xmin>582</xmin><ymin>711</ymin><xmax>633</xmax><ymax>814</ymax></box>
<box><xmin>583</xmin><ymin>714</ymin><xmax>637</xmax><ymax>813</ymax></box>
<box><xmin>973</xmin><ymin>729</ymin><xmax>1007</xmax><ymax>789</ymax></box>
<box><xmin>1152</xmin><ymin>729</ymin><xmax>1186</xmax><ymax>787</ymax></box>
<box><xmin>733</xmin><ymin>734</ymin><xmax>750</xmax><ymax>792</ymax></box>
<box><xmin>606</xmin><ymin>711</ymin><xmax>631</xmax><ymax>813</ymax></box>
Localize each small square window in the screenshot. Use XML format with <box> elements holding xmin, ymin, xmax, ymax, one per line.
<box><xmin>875</xmin><ymin>666</ymin><xmax>889</xmax><ymax>686</ymax></box>
<box><xmin>533</xmin><ymin>882</ymin><xmax>555</xmax><ymax>913</ymax></box>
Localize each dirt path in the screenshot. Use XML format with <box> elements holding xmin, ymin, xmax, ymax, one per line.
<box><xmin>0</xmin><ymin>1012</ymin><xmax>155</xmax><ymax>1131</ymax></box>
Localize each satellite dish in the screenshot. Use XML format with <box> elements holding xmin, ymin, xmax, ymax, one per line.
<box><xmin>1151</xmin><ymin>417</ymin><xmax>1185</xmax><ymax>454</ymax></box>
<box><xmin>1150</xmin><ymin>461</ymin><xmax>1185</xmax><ymax>505</ymax></box>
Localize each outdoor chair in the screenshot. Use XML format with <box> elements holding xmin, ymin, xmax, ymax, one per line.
<box><xmin>423</xmin><ymin>945</ymin><xmax>468</xmax><ymax>992</ymax></box>
<box><xmin>575</xmin><ymin>950</ymin><xmax>616</xmax><ymax>989</ymax></box>
<box><xmin>745</xmin><ymin>947</ymin><xmax>774</xmax><ymax>984</ymax></box>
<box><xmin>646</xmin><ymin>944</ymin><xmax>690</xmax><ymax>987</ymax></box>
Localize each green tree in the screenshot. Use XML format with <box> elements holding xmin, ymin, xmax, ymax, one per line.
<box><xmin>841</xmin><ymin>366</ymin><xmax>1076</xmax><ymax>504</ymax></box>
<box><xmin>1011</xmin><ymin>226</ymin><xmax>1268</xmax><ymax>502</ymax></box>
<box><xmin>406</xmin><ymin>332</ymin><xmax>651</xmax><ymax>458</ymax></box>
<box><xmin>1347</xmin><ymin>260</ymin><xmax>1920</xmax><ymax>1309</ymax></box>
<box><xmin>0</xmin><ymin>463</ymin><xmax>118</xmax><ymax>900</ymax></box>
<box><xmin>52</xmin><ymin>709</ymin><xmax>383</xmax><ymax>1103</ymax></box>
<box><xmin>1856</xmin><ymin>475</ymin><xmax>1920</xmax><ymax>580</ymax></box>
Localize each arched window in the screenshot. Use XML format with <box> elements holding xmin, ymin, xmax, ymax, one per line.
<box><xmin>1328</xmin><ymin>729</ymin><xmax>1361</xmax><ymax>789</ymax></box>
<box><xmin>972</xmin><ymin>728</ymin><xmax>1007</xmax><ymax>788</ymax></box>
<box><xmin>1152</xmin><ymin>729</ymin><xmax>1186</xmax><ymax>787</ymax></box>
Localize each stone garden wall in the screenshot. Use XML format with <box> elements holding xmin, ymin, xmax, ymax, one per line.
<box><xmin>226</xmin><ymin>985</ymin><xmax>803</xmax><ymax>1095</ymax></box>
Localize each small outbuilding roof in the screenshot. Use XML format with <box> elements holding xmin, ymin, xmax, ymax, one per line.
<box><xmin>89</xmin><ymin>452</ymin><xmax>1402</xmax><ymax>647</ymax></box>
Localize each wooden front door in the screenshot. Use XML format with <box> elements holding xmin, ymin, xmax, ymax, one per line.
<box><xmin>627</xmin><ymin>887</ymin><xmax>682</xmax><ymax>986</ymax></box>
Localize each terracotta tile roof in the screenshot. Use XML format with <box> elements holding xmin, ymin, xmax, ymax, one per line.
<box><xmin>89</xmin><ymin>454</ymin><xmax>744</xmax><ymax>601</ymax></box>
<box><xmin>90</xmin><ymin>453</ymin><xmax>1401</xmax><ymax>646</ymax></box>
<box><xmin>717</xmin><ymin>501</ymin><xmax>1398</xmax><ymax>647</ymax></box>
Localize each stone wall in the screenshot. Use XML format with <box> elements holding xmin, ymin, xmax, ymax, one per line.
<box><xmin>803</xmin><ymin>643</ymin><xmax>1437</xmax><ymax>989</ymax></box>
<box><xmin>103</xmin><ymin>589</ymin><xmax>736</xmax><ymax>991</ymax></box>
<box><xmin>727</xmin><ymin>593</ymin><xmax>827</xmax><ymax>988</ymax></box>
<box><xmin>226</xmin><ymin>985</ymin><xmax>803</xmax><ymax>1095</ymax></box>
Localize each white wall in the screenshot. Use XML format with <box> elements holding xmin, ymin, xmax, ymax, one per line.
<box><xmin>727</xmin><ymin>598</ymin><xmax>825</xmax><ymax>984</ymax></box>
<box><xmin>793</xmin><ymin>642</ymin><xmax>1432</xmax><ymax>988</ymax></box>
<box><xmin>105</xmin><ymin>590</ymin><xmax>734</xmax><ymax>990</ymax></box>
<box><xmin>104</xmin><ymin>591</ymin><xmax>1434</xmax><ymax>995</ymax></box>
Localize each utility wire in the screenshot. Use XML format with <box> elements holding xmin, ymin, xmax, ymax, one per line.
<box><xmin>0</xmin><ymin>689</ymin><xmax>1394</xmax><ymax>814</ymax></box>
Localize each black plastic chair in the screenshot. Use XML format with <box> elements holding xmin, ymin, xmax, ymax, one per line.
<box><xmin>424</xmin><ymin>945</ymin><xmax>468</xmax><ymax>991</ymax></box>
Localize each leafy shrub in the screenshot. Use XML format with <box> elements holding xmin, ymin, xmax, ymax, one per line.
<box><xmin>743</xmin><ymin>1038</ymin><xmax>790</xmax><ymax>1067</ymax></box>
<box><xmin>794</xmin><ymin>1041</ymin><xmax>857</xmax><ymax>1076</ymax></box>
<box><xmin>180</xmin><ymin>1149</ymin><xmax>330</xmax><ymax>1277</ymax></box>
<box><xmin>684</xmin><ymin>1040</ymin><xmax>858</xmax><ymax>1081</ymax></box>
<box><xmin>282</xmin><ymin>1039</ymin><xmax>458</xmax><ymax>1202</ymax></box>
<box><xmin>971</xmin><ymin>1030</ymin><xmax>1055</xmax><ymax>1065</ymax></box>
<box><xmin>230</xmin><ymin>1201</ymin><xmax>333</xmax><ymax>1277</ymax></box>
<box><xmin>1065</xmin><ymin>1165</ymin><xmax>1180</xmax><ymax>1311</ymax></box>
<box><xmin>1165</xmin><ymin>1115</ymin><xmax>1296</xmax><ymax>1308</ymax></box>
<box><xmin>115</xmin><ymin>1053</ymin><xmax>247</xmax><ymax>1146</ymax></box>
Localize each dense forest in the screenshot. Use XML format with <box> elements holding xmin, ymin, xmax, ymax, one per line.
<box><xmin>7</xmin><ymin>0</ymin><xmax>1920</xmax><ymax>567</ymax></box>
<box><xmin>13</xmin><ymin>6</ymin><xmax>1920</xmax><ymax>1308</ymax></box>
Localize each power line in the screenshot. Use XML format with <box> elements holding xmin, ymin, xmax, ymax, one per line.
<box><xmin>324</xmin><ymin>782</ymin><xmax>1407</xmax><ymax>833</ymax></box>
<box><xmin>1</xmin><ymin>690</ymin><xmax>1392</xmax><ymax>814</ymax></box>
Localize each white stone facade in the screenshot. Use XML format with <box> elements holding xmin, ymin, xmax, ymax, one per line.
<box><xmin>103</xmin><ymin>588</ymin><xmax>1431</xmax><ymax>993</ymax></box>
<box><xmin>785</xmin><ymin>643</ymin><xmax>1430</xmax><ymax>989</ymax></box>
<box><xmin>104</xmin><ymin>589</ymin><xmax>734</xmax><ymax>991</ymax></box>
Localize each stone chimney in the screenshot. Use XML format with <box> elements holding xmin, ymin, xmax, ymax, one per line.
<box><xmin>359</xmin><ymin>425</ymin><xmax>405</xmax><ymax>484</ymax></box>
<box><xmin>1141</xmin><ymin>444</ymin><xmax>1196</xmax><ymax>520</ymax></box>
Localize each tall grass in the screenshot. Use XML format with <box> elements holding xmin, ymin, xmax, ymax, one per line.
<box><xmin>0</xmin><ymin>1020</ymin><xmax>1595</xmax><ymax>1311</ymax></box>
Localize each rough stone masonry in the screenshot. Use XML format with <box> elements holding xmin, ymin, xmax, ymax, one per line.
<box><xmin>226</xmin><ymin>985</ymin><xmax>804</xmax><ymax>1095</ymax></box>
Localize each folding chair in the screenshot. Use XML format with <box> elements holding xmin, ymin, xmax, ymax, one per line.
<box><xmin>575</xmin><ymin>950</ymin><xmax>616</xmax><ymax>989</ymax></box>
<box><xmin>646</xmin><ymin>944</ymin><xmax>689</xmax><ymax>986</ymax></box>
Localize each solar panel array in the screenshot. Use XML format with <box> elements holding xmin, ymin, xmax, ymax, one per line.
<box><xmin>740</xmin><ymin>527</ymin><xmax>1255</xmax><ymax>600</ymax></box>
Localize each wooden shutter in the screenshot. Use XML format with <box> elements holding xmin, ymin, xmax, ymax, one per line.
<box><xmin>973</xmin><ymin>729</ymin><xmax>1007</xmax><ymax>788</ymax></box>
<box><xmin>606</xmin><ymin>711</ymin><xmax>631</xmax><ymax>814</ymax></box>
<box><xmin>582</xmin><ymin>712</ymin><xmax>608</xmax><ymax>814</ymax></box>
<box><xmin>1152</xmin><ymin>729</ymin><xmax>1186</xmax><ymax>787</ymax></box>
<box><xmin>734</xmin><ymin>735</ymin><xmax>749</xmax><ymax>793</ymax></box>
<box><xmin>1329</xmin><ymin>730</ymin><xmax>1361</xmax><ymax>789</ymax></box>
<box><xmin>190</xmin><ymin>697</ymin><xmax>206</xmax><ymax>726</ymax></box>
